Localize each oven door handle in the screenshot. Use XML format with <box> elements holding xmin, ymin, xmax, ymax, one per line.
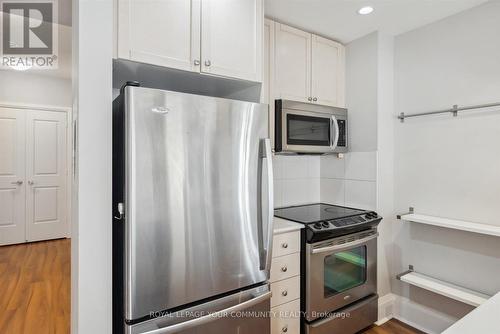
<box><xmin>330</xmin><ymin>115</ymin><xmax>339</xmax><ymax>149</ymax></box>
<box><xmin>311</xmin><ymin>232</ymin><xmax>379</xmax><ymax>254</ymax></box>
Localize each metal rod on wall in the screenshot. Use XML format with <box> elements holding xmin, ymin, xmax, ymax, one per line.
<box><xmin>398</xmin><ymin>101</ymin><xmax>500</xmax><ymax>122</ymax></box>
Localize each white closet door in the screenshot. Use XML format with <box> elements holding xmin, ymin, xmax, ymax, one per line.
<box><xmin>0</xmin><ymin>108</ymin><xmax>26</xmax><ymax>245</ymax></box>
<box><xmin>201</xmin><ymin>0</ymin><xmax>263</xmax><ymax>82</ymax></box>
<box><xmin>311</xmin><ymin>34</ymin><xmax>345</xmax><ymax>107</ymax></box>
<box><xmin>274</xmin><ymin>23</ymin><xmax>311</xmax><ymax>103</ymax></box>
<box><xmin>25</xmin><ymin>111</ymin><xmax>67</xmax><ymax>242</ymax></box>
<box><xmin>118</xmin><ymin>0</ymin><xmax>201</xmax><ymax>72</ymax></box>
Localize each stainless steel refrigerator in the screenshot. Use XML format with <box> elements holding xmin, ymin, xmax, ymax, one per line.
<box><xmin>113</xmin><ymin>84</ymin><xmax>274</xmax><ymax>334</ymax></box>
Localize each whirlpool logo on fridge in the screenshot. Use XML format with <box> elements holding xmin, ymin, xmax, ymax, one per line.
<box><xmin>1</xmin><ymin>0</ymin><xmax>58</xmax><ymax>70</ymax></box>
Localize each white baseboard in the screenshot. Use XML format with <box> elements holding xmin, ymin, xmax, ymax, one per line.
<box><xmin>393</xmin><ymin>295</ymin><xmax>458</xmax><ymax>334</ymax></box>
<box><xmin>375</xmin><ymin>317</ymin><xmax>391</xmax><ymax>326</ymax></box>
<box><xmin>376</xmin><ymin>293</ymin><xmax>458</xmax><ymax>333</ymax></box>
<box><xmin>378</xmin><ymin>293</ymin><xmax>397</xmax><ymax>322</ymax></box>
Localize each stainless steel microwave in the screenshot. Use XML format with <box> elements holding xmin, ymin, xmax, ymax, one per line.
<box><xmin>274</xmin><ymin>100</ymin><xmax>347</xmax><ymax>154</ymax></box>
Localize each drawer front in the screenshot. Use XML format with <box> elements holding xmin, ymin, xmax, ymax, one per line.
<box><xmin>272</xmin><ymin>232</ymin><xmax>300</xmax><ymax>258</ymax></box>
<box><xmin>271</xmin><ymin>276</ymin><xmax>300</xmax><ymax>307</ymax></box>
<box><xmin>271</xmin><ymin>299</ymin><xmax>300</xmax><ymax>334</ymax></box>
<box><xmin>305</xmin><ymin>295</ymin><xmax>378</xmax><ymax>334</ymax></box>
<box><xmin>270</xmin><ymin>253</ymin><xmax>300</xmax><ymax>283</ymax></box>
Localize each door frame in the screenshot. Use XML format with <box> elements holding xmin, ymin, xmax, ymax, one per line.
<box><xmin>0</xmin><ymin>102</ymin><xmax>73</xmax><ymax>238</ymax></box>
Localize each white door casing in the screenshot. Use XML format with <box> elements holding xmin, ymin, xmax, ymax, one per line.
<box><xmin>0</xmin><ymin>108</ymin><xmax>26</xmax><ymax>245</ymax></box>
<box><xmin>201</xmin><ymin>0</ymin><xmax>263</xmax><ymax>82</ymax></box>
<box><xmin>25</xmin><ymin>110</ymin><xmax>67</xmax><ymax>242</ymax></box>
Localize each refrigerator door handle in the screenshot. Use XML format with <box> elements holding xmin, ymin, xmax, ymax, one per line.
<box><xmin>259</xmin><ymin>138</ymin><xmax>274</xmax><ymax>274</ymax></box>
<box><xmin>139</xmin><ymin>291</ymin><xmax>272</xmax><ymax>334</ymax></box>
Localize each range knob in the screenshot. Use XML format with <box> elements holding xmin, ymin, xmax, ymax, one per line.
<box><xmin>313</xmin><ymin>223</ymin><xmax>323</xmax><ymax>229</ymax></box>
<box><xmin>322</xmin><ymin>221</ymin><xmax>330</xmax><ymax>228</ymax></box>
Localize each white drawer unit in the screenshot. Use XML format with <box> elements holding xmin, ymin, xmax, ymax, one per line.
<box><xmin>270</xmin><ymin>253</ymin><xmax>300</xmax><ymax>283</ymax></box>
<box><xmin>270</xmin><ymin>225</ymin><xmax>302</xmax><ymax>334</ymax></box>
<box><xmin>271</xmin><ymin>299</ymin><xmax>300</xmax><ymax>334</ymax></box>
<box><xmin>270</xmin><ymin>276</ymin><xmax>300</xmax><ymax>308</ymax></box>
<box><xmin>272</xmin><ymin>231</ymin><xmax>300</xmax><ymax>257</ymax></box>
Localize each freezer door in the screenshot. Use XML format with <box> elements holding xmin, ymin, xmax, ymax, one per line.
<box><xmin>123</xmin><ymin>87</ymin><xmax>273</xmax><ymax>320</ymax></box>
<box><xmin>126</xmin><ymin>285</ymin><xmax>271</xmax><ymax>334</ymax></box>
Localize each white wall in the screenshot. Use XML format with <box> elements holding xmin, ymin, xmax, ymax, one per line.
<box><xmin>320</xmin><ymin>31</ymin><xmax>394</xmax><ymax>317</ymax></box>
<box><xmin>393</xmin><ymin>2</ymin><xmax>500</xmax><ymax>332</ymax></box>
<box><xmin>72</xmin><ymin>0</ymin><xmax>113</xmax><ymax>332</ymax></box>
<box><xmin>0</xmin><ymin>70</ymin><xmax>72</xmax><ymax>107</ymax></box>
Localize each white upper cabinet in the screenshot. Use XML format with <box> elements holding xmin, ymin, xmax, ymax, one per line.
<box><xmin>274</xmin><ymin>23</ymin><xmax>311</xmax><ymax>103</ymax></box>
<box><xmin>271</xmin><ymin>21</ymin><xmax>345</xmax><ymax>107</ymax></box>
<box><xmin>117</xmin><ymin>0</ymin><xmax>262</xmax><ymax>82</ymax></box>
<box><xmin>201</xmin><ymin>0</ymin><xmax>262</xmax><ymax>82</ymax></box>
<box><xmin>311</xmin><ymin>35</ymin><xmax>345</xmax><ymax>107</ymax></box>
<box><xmin>118</xmin><ymin>0</ymin><xmax>201</xmax><ymax>72</ymax></box>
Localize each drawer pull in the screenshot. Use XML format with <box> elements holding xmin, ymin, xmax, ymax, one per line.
<box><xmin>281</xmin><ymin>266</ymin><xmax>288</xmax><ymax>272</ymax></box>
<box><xmin>281</xmin><ymin>290</ymin><xmax>288</xmax><ymax>297</ymax></box>
<box><xmin>281</xmin><ymin>242</ymin><xmax>288</xmax><ymax>249</ymax></box>
<box><xmin>282</xmin><ymin>326</ymin><xmax>288</xmax><ymax>333</ymax></box>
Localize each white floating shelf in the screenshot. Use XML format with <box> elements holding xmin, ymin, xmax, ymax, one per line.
<box><xmin>399</xmin><ymin>271</ymin><xmax>490</xmax><ymax>307</ymax></box>
<box><xmin>400</xmin><ymin>213</ymin><xmax>500</xmax><ymax>237</ymax></box>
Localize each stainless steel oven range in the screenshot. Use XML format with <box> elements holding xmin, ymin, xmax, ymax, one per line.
<box><xmin>274</xmin><ymin>203</ymin><xmax>382</xmax><ymax>334</ymax></box>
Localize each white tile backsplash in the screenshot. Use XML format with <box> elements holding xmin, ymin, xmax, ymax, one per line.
<box><xmin>273</xmin><ymin>155</ymin><xmax>321</xmax><ymax>208</ymax></box>
<box><xmin>320</xmin><ymin>178</ymin><xmax>345</xmax><ymax>206</ymax></box>
<box><xmin>345</xmin><ymin>180</ymin><xmax>377</xmax><ymax>210</ymax></box>
<box><xmin>344</xmin><ymin>151</ymin><xmax>377</xmax><ymax>181</ymax></box>
<box><xmin>282</xmin><ymin>178</ymin><xmax>320</xmax><ymax>207</ymax></box>
<box><xmin>273</xmin><ymin>152</ymin><xmax>377</xmax><ymax>210</ymax></box>
<box><xmin>320</xmin><ymin>155</ymin><xmax>345</xmax><ymax>179</ymax></box>
<box><xmin>273</xmin><ymin>179</ymin><xmax>284</xmax><ymax>208</ymax></box>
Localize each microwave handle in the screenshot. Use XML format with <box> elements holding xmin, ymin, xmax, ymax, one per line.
<box><xmin>311</xmin><ymin>232</ymin><xmax>379</xmax><ymax>254</ymax></box>
<box><xmin>330</xmin><ymin>115</ymin><xmax>340</xmax><ymax>149</ymax></box>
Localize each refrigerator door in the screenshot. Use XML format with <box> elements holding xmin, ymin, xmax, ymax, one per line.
<box><xmin>123</xmin><ymin>87</ymin><xmax>273</xmax><ymax>321</ymax></box>
<box><xmin>126</xmin><ymin>285</ymin><xmax>271</xmax><ymax>334</ymax></box>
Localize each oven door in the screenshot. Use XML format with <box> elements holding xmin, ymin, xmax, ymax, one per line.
<box><xmin>281</xmin><ymin>109</ymin><xmax>339</xmax><ymax>154</ymax></box>
<box><xmin>305</xmin><ymin>229</ymin><xmax>378</xmax><ymax>321</ymax></box>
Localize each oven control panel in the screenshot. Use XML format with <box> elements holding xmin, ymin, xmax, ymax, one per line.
<box><xmin>306</xmin><ymin>212</ymin><xmax>382</xmax><ymax>242</ymax></box>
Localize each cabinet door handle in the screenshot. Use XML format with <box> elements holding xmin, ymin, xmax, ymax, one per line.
<box><xmin>28</xmin><ymin>180</ymin><xmax>35</xmax><ymax>185</ymax></box>
<box><xmin>308</xmin><ymin>97</ymin><xmax>312</xmax><ymax>101</ymax></box>
<box><xmin>281</xmin><ymin>242</ymin><xmax>288</xmax><ymax>249</ymax></box>
<box><xmin>11</xmin><ymin>180</ymin><xmax>23</xmax><ymax>185</ymax></box>
<box><xmin>204</xmin><ymin>60</ymin><xmax>211</xmax><ymax>67</ymax></box>
<box><xmin>281</xmin><ymin>266</ymin><xmax>287</xmax><ymax>272</ymax></box>
<box><xmin>281</xmin><ymin>290</ymin><xmax>288</xmax><ymax>297</ymax></box>
<box><xmin>194</xmin><ymin>60</ymin><xmax>200</xmax><ymax>66</ymax></box>
<box><xmin>313</xmin><ymin>97</ymin><xmax>318</xmax><ymax>102</ymax></box>
<box><xmin>282</xmin><ymin>326</ymin><xmax>288</xmax><ymax>333</ymax></box>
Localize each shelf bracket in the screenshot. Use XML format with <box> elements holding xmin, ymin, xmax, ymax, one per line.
<box><xmin>397</xmin><ymin>207</ymin><xmax>414</xmax><ymax>219</ymax></box>
<box><xmin>396</xmin><ymin>265</ymin><xmax>414</xmax><ymax>280</ymax></box>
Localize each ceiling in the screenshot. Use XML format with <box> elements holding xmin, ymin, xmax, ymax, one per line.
<box><xmin>265</xmin><ymin>0</ymin><xmax>489</xmax><ymax>43</ymax></box>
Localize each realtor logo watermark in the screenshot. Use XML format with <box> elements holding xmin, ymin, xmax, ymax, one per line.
<box><xmin>1</xmin><ymin>1</ymin><xmax>58</xmax><ymax>69</ymax></box>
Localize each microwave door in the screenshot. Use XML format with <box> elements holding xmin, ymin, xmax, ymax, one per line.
<box><xmin>283</xmin><ymin>111</ymin><xmax>333</xmax><ymax>153</ymax></box>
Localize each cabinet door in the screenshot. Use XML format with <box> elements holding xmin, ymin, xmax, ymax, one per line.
<box><xmin>201</xmin><ymin>0</ymin><xmax>263</xmax><ymax>82</ymax></box>
<box><xmin>311</xmin><ymin>35</ymin><xmax>345</xmax><ymax>107</ymax></box>
<box><xmin>118</xmin><ymin>0</ymin><xmax>201</xmax><ymax>72</ymax></box>
<box><xmin>25</xmin><ymin>111</ymin><xmax>67</xmax><ymax>242</ymax></box>
<box><xmin>0</xmin><ymin>108</ymin><xmax>26</xmax><ymax>246</ymax></box>
<box><xmin>274</xmin><ymin>23</ymin><xmax>311</xmax><ymax>103</ymax></box>
<box><xmin>262</xmin><ymin>19</ymin><xmax>275</xmax><ymax>147</ymax></box>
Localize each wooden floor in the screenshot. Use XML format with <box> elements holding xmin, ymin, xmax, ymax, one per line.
<box><xmin>0</xmin><ymin>239</ymin><xmax>70</xmax><ymax>334</ymax></box>
<box><xmin>362</xmin><ymin>318</ymin><xmax>425</xmax><ymax>334</ymax></box>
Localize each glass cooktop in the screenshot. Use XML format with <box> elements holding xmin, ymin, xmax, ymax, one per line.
<box><xmin>274</xmin><ymin>203</ymin><xmax>367</xmax><ymax>224</ymax></box>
